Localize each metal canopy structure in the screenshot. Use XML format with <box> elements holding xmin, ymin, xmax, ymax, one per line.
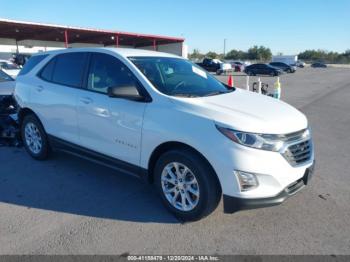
<box><xmin>0</xmin><ymin>18</ymin><xmax>185</xmax><ymax>49</ymax></box>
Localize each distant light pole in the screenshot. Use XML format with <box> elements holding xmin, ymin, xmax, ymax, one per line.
<box><xmin>223</xmin><ymin>38</ymin><xmax>227</xmax><ymax>58</ymax></box>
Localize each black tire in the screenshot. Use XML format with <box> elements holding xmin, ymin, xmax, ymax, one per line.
<box><xmin>270</xmin><ymin>71</ymin><xmax>275</xmax><ymax>76</ymax></box>
<box><xmin>21</xmin><ymin>114</ymin><xmax>50</xmax><ymax>160</ymax></box>
<box><xmin>154</xmin><ymin>149</ymin><xmax>221</xmax><ymax>221</ymax></box>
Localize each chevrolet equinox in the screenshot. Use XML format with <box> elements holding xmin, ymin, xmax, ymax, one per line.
<box><xmin>15</xmin><ymin>48</ymin><xmax>315</xmax><ymax>221</ymax></box>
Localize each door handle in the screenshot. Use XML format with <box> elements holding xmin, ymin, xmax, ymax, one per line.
<box><xmin>79</xmin><ymin>97</ymin><xmax>93</xmax><ymax>104</ymax></box>
<box><xmin>36</xmin><ymin>85</ymin><xmax>44</xmax><ymax>92</ymax></box>
<box><xmin>99</xmin><ymin>109</ymin><xmax>109</xmax><ymax>117</ymax></box>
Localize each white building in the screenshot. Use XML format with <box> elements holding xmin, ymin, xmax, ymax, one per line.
<box><xmin>271</xmin><ymin>55</ymin><xmax>298</xmax><ymax>65</ymax></box>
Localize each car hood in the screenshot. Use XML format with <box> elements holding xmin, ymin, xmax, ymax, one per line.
<box><xmin>172</xmin><ymin>89</ymin><xmax>307</xmax><ymax>134</ymax></box>
<box><xmin>3</xmin><ymin>69</ymin><xmax>20</xmax><ymax>78</ymax></box>
<box><xmin>0</xmin><ymin>81</ymin><xmax>15</xmax><ymax>95</ymax></box>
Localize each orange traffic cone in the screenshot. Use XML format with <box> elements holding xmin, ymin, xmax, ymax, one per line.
<box><xmin>227</xmin><ymin>75</ymin><xmax>234</xmax><ymax>88</ymax></box>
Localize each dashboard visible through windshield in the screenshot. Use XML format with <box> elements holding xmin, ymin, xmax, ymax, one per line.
<box><xmin>129</xmin><ymin>56</ymin><xmax>234</xmax><ymax>97</ymax></box>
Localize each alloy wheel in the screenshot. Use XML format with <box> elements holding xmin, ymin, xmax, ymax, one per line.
<box><xmin>161</xmin><ymin>162</ymin><xmax>200</xmax><ymax>212</ymax></box>
<box><xmin>24</xmin><ymin>122</ymin><xmax>42</xmax><ymax>154</ymax></box>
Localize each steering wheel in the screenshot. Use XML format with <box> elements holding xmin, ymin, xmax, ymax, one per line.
<box><xmin>172</xmin><ymin>81</ymin><xmax>186</xmax><ymax>93</ymax></box>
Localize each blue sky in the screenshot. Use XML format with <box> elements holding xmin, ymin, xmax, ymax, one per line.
<box><xmin>0</xmin><ymin>0</ymin><xmax>349</xmax><ymax>54</ymax></box>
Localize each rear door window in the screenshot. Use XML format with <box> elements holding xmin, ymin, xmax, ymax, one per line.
<box><xmin>51</xmin><ymin>52</ymin><xmax>88</xmax><ymax>88</ymax></box>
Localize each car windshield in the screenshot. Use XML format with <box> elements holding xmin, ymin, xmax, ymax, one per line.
<box><xmin>0</xmin><ymin>70</ymin><xmax>13</xmax><ymax>82</ymax></box>
<box><xmin>129</xmin><ymin>57</ymin><xmax>233</xmax><ymax>97</ymax></box>
<box><xmin>0</xmin><ymin>62</ymin><xmax>20</xmax><ymax>70</ymax></box>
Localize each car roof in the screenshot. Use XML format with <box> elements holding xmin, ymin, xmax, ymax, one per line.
<box><xmin>30</xmin><ymin>47</ymin><xmax>182</xmax><ymax>59</ymax></box>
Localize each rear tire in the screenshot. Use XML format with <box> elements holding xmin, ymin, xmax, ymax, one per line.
<box><xmin>21</xmin><ymin>114</ymin><xmax>50</xmax><ymax>160</ymax></box>
<box><xmin>154</xmin><ymin>149</ymin><xmax>221</xmax><ymax>221</ymax></box>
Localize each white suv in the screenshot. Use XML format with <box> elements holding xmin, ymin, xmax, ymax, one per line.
<box><xmin>15</xmin><ymin>48</ymin><xmax>315</xmax><ymax>221</ymax></box>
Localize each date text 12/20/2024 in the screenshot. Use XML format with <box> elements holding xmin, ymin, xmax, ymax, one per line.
<box><xmin>127</xmin><ymin>255</ymin><xmax>219</xmax><ymax>261</ymax></box>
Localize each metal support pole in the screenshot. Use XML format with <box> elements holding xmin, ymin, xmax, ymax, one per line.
<box><xmin>153</xmin><ymin>39</ymin><xmax>156</xmax><ymax>51</ymax></box>
<box><xmin>115</xmin><ymin>34</ymin><xmax>119</xmax><ymax>47</ymax></box>
<box><xmin>258</xmin><ymin>77</ymin><xmax>262</xmax><ymax>94</ymax></box>
<box><xmin>246</xmin><ymin>75</ymin><xmax>249</xmax><ymax>91</ymax></box>
<box><xmin>15</xmin><ymin>40</ymin><xmax>19</xmax><ymax>54</ymax></box>
<box><xmin>64</xmin><ymin>30</ymin><xmax>69</xmax><ymax>48</ymax></box>
<box><xmin>223</xmin><ymin>39</ymin><xmax>226</xmax><ymax>58</ymax></box>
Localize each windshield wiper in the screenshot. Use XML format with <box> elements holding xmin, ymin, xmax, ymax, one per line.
<box><xmin>204</xmin><ymin>90</ymin><xmax>233</xmax><ymax>97</ymax></box>
<box><xmin>172</xmin><ymin>93</ymin><xmax>199</xmax><ymax>98</ymax></box>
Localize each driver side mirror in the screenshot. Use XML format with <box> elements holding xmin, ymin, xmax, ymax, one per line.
<box><xmin>107</xmin><ymin>83</ymin><xmax>145</xmax><ymax>101</ymax></box>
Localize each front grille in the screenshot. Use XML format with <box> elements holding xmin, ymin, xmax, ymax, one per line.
<box><xmin>283</xmin><ymin>129</ymin><xmax>308</xmax><ymax>142</ymax></box>
<box><xmin>282</xmin><ymin>139</ymin><xmax>312</xmax><ymax>166</ymax></box>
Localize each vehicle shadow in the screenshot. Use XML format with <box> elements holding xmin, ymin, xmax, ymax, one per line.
<box><xmin>0</xmin><ymin>149</ymin><xmax>179</xmax><ymax>224</ymax></box>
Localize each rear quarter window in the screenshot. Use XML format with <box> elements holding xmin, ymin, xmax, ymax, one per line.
<box><xmin>17</xmin><ymin>55</ymin><xmax>48</xmax><ymax>76</ymax></box>
<box><xmin>39</xmin><ymin>58</ymin><xmax>56</xmax><ymax>82</ymax></box>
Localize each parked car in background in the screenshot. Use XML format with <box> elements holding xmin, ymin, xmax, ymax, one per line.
<box><xmin>0</xmin><ymin>70</ymin><xmax>15</xmax><ymax>96</ymax></box>
<box><xmin>244</xmin><ymin>63</ymin><xmax>283</xmax><ymax>76</ymax></box>
<box><xmin>0</xmin><ymin>60</ymin><xmax>21</xmax><ymax>78</ymax></box>
<box><xmin>196</xmin><ymin>58</ymin><xmax>232</xmax><ymax>74</ymax></box>
<box><xmin>311</xmin><ymin>62</ymin><xmax>327</xmax><ymax>68</ymax></box>
<box><xmin>196</xmin><ymin>58</ymin><xmax>221</xmax><ymax>72</ymax></box>
<box><xmin>0</xmin><ymin>70</ymin><xmax>17</xmax><ymax>148</ymax></box>
<box><xmin>231</xmin><ymin>61</ymin><xmax>245</xmax><ymax>72</ymax></box>
<box><xmin>15</xmin><ymin>48</ymin><xmax>314</xmax><ymax>221</ymax></box>
<box><xmin>295</xmin><ymin>60</ymin><xmax>305</xmax><ymax>68</ymax></box>
<box><xmin>269</xmin><ymin>62</ymin><xmax>296</xmax><ymax>73</ymax></box>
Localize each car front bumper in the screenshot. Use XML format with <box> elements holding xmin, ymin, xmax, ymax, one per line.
<box><xmin>223</xmin><ymin>161</ymin><xmax>315</xmax><ymax>213</ymax></box>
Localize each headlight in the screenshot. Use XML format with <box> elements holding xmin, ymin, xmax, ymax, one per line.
<box><xmin>216</xmin><ymin>125</ymin><xmax>285</xmax><ymax>152</ymax></box>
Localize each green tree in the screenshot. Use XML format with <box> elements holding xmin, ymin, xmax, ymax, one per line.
<box><xmin>225</xmin><ymin>49</ymin><xmax>247</xmax><ymax>60</ymax></box>
<box><xmin>258</xmin><ymin>46</ymin><xmax>272</xmax><ymax>61</ymax></box>
<box><xmin>188</xmin><ymin>49</ymin><xmax>204</xmax><ymax>60</ymax></box>
<box><xmin>297</xmin><ymin>49</ymin><xmax>347</xmax><ymax>63</ymax></box>
<box><xmin>247</xmin><ymin>46</ymin><xmax>272</xmax><ymax>61</ymax></box>
<box><xmin>205</xmin><ymin>51</ymin><xmax>220</xmax><ymax>59</ymax></box>
<box><xmin>247</xmin><ymin>46</ymin><xmax>259</xmax><ymax>60</ymax></box>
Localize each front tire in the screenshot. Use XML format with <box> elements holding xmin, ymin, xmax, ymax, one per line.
<box><xmin>154</xmin><ymin>149</ymin><xmax>221</xmax><ymax>221</ymax></box>
<box><xmin>21</xmin><ymin>114</ymin><xmax>50</xmax><ymax>160</ymax></box>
